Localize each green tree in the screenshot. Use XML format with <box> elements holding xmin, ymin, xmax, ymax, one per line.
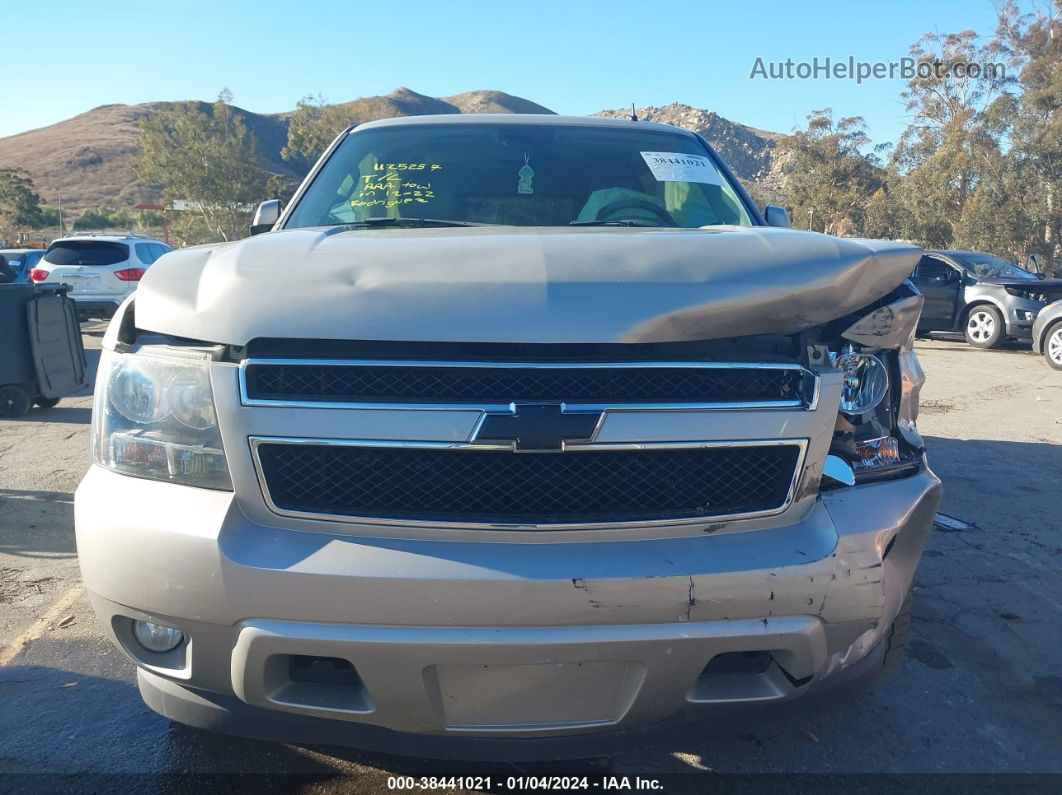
<box><xmin>776</xmin><ymin>109</ymin><xmax>884</xmax><ymax>234</ymax></box>
<box><xmin>889</xmin><ymin>29</ymin><xmax>1016</xmax><ymax>246</ymax></box>
<box><xmin>74</xmin><ymin>206</ymin><xmax>134</xmax><ymax>230</ymax></box>
<box><xmin>135</xmin><ymin>209</ymin><xmax>166</xmax><ymax>228</ymax></box>
<box><xmin>265</xmin><ymin>173</ymin><xmax>299</xmax><ymax>205</ymax></box>
<box><xmin>995</xmin><ymin>1</ymin><xmax>1062</xmax><ymax>270</ymax></box>
<box><xmin>135</xmin><ymin>90</ymin><xmax>268</xmax><ymax>243</ymax></box>
<box><xmin>35</xmin><ymin>205</ymin><xmax>61</xmax><ymax>228</ymax></box>
<box><xmin>0</xmin><ymin>168</ymin><xmax>43</xmax><ymax>242</ymax></box>
<box><xmin>281</xmin><ymin>94</ymin><xmax>351</xmax><ymax>164</ymax></box>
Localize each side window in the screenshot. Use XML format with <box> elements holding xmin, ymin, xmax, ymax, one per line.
<box><xmin>151</xmin><ymin>243</ymin><xmax>171</xmax><ymax>260</ymax></box>
<box><xmin>135</xmin><ymin>243</ymin><xmax>159</xmax><ymax>265</ymax></box>
<box><xmin>915</xmin><ymin>256</ymin><xmax>954</xmax><ymax>283</ymax></box>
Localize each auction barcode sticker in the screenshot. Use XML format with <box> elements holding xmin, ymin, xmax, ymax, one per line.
<box><xmin>640</xmin><ymin>151</ymin><xmax>722</xmax><ymax>184</ymax></box>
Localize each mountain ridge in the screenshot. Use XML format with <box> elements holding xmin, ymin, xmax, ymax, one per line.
<box><xmin>0</xmin><ymin>89</ymin><xmax>782</xmax><ymax>211</ymax></box>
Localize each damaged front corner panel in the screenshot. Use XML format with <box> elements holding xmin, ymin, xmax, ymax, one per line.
<box><xmin>841</xmin><ymin>285</ymin><xmax>927</xmax><ymax>451</ymax></box>
<box><xmin>841</xmin><ymin>293</ymin><xmax>924</xmax><ymax>350</ymax></box>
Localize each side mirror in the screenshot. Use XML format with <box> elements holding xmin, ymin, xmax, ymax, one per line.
<box><xmin>764</xmin><ymin>205</ymin><xmax>791</xmax><ymax>228</ymax></box>
<box><xmin>250</xmin><ymin>200</ymin><xmax>281</xmax><ymax>236</ymax></box>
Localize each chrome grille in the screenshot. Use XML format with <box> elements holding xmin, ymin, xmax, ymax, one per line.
<box><xmin>252</xmin><ymin>440</ymin><xmax>804</xmax><ymax>528</ymax></box>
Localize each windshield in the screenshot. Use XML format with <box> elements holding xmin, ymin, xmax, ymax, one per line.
<box><xmin>955</xmin><ymin>253</ymin><xmax>1037</xmax><ymax>280</ymax></box>
<box><xmin>284</xmin><ymin>123</ymin><xmax>754</xmax><ymax>229</ymax></box>
<box><xmin>43</xmin><ymin>241</ymin><xmax>129</xmax><ymax>266</ymax></box>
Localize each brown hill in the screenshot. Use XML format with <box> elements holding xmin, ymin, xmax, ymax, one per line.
<box><xmin>0</xmin><ymin>90</ymin><xmax>779</xmax><ymax>212</ymax></box>
<box><xmin>0</xmin><ymin>101</ymin><xmax>297</xmax><ymax>210</ymax></box>
<box><xmin>595</xmin><ymin>102</ymin><xmax>784</xmax><ymax>182</ymax></box>
<box><xmin>441</xmin><ymin>90</ymin><xmax>555</xmax><ymax>115</ymax></box>
<box><xmin>326</xmin><ymin>87</ymin><xmax>461</xmax><ymax>126</ymax></box>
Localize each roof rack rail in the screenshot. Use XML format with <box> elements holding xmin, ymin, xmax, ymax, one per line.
<box><xmin>54</xmin><ymin>231</ymin><xmax>157</xmax><ymax>240</ymax></box>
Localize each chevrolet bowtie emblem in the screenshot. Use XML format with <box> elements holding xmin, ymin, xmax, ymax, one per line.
<box><xmin>473</xmin><ymin>404</ymin><xmax>602</xmax><ymax>452</ymax></box>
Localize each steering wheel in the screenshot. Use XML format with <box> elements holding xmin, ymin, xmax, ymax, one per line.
<box><xmin>594</xmin><ymin>199</ymin><xmax>676</xmax><ymax>226</ymax></box>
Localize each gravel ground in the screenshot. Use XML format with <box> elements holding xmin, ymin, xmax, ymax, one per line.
<box><xmin>0</xmin><ymin>328</ymin><xmax>1059</xmax><ymax>790</ymax></box>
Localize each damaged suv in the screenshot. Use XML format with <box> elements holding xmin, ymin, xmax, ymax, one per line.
<box><xmin>76</xmin><ymin>115</ymin><xmax>941</xmax><ymax>755</ymax></box>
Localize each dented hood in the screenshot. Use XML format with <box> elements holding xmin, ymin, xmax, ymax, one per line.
<box><xmin>978</xmin><ymin>277</ymin><xmax>1062</xmax><ymax>294</ymax></box>
<box><xmin>134</xmin><ymin>225</ymin><xmax>921</xmax><ymax>345</ymax></box>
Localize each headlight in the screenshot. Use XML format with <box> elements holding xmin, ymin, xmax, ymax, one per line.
<box><xmin>836</xmin><ymin>350</ymin><xmax>889</xmax><ymax>414</ymax></box>
<box><xmin>92</xmin><ymin>346</ymin><xmax>232</xmax><ymax>490</ymax></box>
<box><xmin>823</xmin><ymin>288</ymin><xmax>926</xmax><ymax>488</ymax></box>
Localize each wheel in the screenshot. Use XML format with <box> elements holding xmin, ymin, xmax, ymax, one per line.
<box><xmin>0</xmin><ymin>384</ymin><xmax>32</xmax><ymax>418</ymax></box>
<box><xmin>964</xmin><ymin>305</ymin><xmax>1004</xmax><ymax>348</ymax></box>
<box><xmin>882</xmin><ymin>588</ymin><xmax>913</xmax><ymax>674</ymax></box>
<box><xmin>33</xmin><ymin>396</ymin><xmax>61</xmax><ymax>409</ymax></box>
<box><xmin>1044</xmin><ymin>321</ymin><xmax>1062</xmax><ymax>371</ymax></box>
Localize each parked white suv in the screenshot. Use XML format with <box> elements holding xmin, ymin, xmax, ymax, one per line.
<box><xmin>31</xmin><ymin>234</ymin><xmax>172</xmax><ymax>319</ymax></box>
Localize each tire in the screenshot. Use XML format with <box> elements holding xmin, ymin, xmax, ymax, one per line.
<box><xmin>964</xmin><ymin>305</ymin><xmax>1004</xmax><ymax>348</ymax></box>
<box><xmin>33</xmin><ymin>396</ymin><xmax>61</xmax><ymax>409</ymax></box>
<box><xmin>0</xmin><ymin>384</ymin><xmax>32</xmax><ymax>418</ymax></box>
<box><xmin>882</xmin><ymin>588</ymin><xmax>913</xmax><ymax>674</ymax></box>
<box><xmin>1044</xmin><ymin>321</ymin><xmax>1062</xmax><ymax>371</ymax></box>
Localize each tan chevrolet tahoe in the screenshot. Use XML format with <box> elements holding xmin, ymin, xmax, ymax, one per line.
<box><xmin>75</xmin><ymin>114</ymin><xmax>941</xmax><ymax>757</ymax></box>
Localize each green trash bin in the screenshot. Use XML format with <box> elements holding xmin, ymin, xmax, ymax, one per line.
<box><xmin>0</xmin><ymin>282</ymin><xmax>87</xmax><ymax>417</ymax></box>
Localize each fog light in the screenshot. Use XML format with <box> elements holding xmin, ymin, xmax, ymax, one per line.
<box><xmin>133</xmin><ymin>620</ymin><xmax>183</xmax><ymax>652</ymax></box>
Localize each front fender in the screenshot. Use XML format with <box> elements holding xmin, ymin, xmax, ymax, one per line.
<box><xmin>1032</xmin><ymin>300</ymin><xmax>1062</xmax><ymax>353</ymax></box>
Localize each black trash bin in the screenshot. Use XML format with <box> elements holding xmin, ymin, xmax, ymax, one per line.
<box><xmin>0</xmin><ymin>282</ymin><xmax>88</xmax><ymax>417</ymax></box>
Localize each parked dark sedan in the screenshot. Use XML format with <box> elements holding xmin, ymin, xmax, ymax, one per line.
<box><xmin>911</xmin><ymin>250</ymin><xmax>1062</xmax><ymax>348</ymax></box>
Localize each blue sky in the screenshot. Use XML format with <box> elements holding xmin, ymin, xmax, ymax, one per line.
<box><xmin>3</xmin><ymin>0</ymin><xmax>1009</xmax><ymax>147</ymax></box>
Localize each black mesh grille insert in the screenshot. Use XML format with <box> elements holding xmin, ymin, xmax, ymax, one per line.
<box><xmin>255</xmin><ymin>443</ymin><xmax>802</xmax><ymax>525</ymax></box>
<box><xmin>244</xmin><ymin>363</ymin><xmax>802</xmax><ymax>405</ymax></box>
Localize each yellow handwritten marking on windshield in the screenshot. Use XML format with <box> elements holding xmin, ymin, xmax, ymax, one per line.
<box><xmin>353</xmin><ymin>164</ymin><xmax>442</xmax><ymax>209</ymax></box>
<box><xmin>372</xmin><ymin>163</ymin><xmax>443</xmax><ymax>172</ymax></box>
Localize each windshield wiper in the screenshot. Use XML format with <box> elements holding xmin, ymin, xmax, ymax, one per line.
<box><xmin>333</xmin><ymin>217</ymin><xmax>490</xmax><ymax>229</ymax></box>
<box><xmin>569</xmin><ymin>219</ymin><xmax>660</xmax><ymax>227</ymax></box>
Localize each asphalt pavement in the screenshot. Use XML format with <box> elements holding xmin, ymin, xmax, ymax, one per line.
<box><xmin>1</xmin><ymin>327</ymin><xmax>1060</xmax><ymax>789</ymax></box>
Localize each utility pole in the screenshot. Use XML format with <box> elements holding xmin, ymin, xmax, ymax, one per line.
<box><xmin>58</xmin><ymin>190</ymin><xmax>64</xmax><ymax>237</ymax></box>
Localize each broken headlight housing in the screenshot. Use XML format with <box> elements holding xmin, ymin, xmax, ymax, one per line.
<box><xmin>825</xmin><ymin>286</ymin><xmax>925</xmax><ymax>484</ymax></box>
<box><xmin>92</xmin><ymin>346</ymin><xmax>232</xmax><ymax>490</ymax></box>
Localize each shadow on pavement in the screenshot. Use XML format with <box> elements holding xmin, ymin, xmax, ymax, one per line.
<box><xmin>0</xmin><ymin>657</ymin><xmax>347</xmax><ymax>787</ymax></box>
<box><xmin>918</xmin><ymin>334</ymin><xmax>1035</xmax><ymax>355</ymax></box>
<box><xmin>20</xmin><ymin>406</ymin><xmax>92</xmax><ymax>425</ymax></box>
<box><xmin>923</xmin><ymin>434</ymin><xmax>1062</xmax><ymax>509</ymax></box>
<box><xmin>0</xmin><ymin>489</ymin><xmax>76</xmax><ymax>558</ymax></box>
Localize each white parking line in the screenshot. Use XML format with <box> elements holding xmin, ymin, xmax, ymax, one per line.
<box><xmin>0</xmin><ymin>583</ymin><xmax>85</xmax><ymax>666</ymax></box>
<box><xmin>933</xmin><ymin>513</ymin><xmax>975</xmax><ymax>531</ymax></box>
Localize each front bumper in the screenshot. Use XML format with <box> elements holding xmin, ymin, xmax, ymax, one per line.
<box><xmin>69</xmin><ymin>297</ymin><xmax>122</xmax><ymax>318</ymax></box>
<box><xmin>76</xmin><ymin>464</ymin><xmax>941</xmax><ymax>745</ymax></box>
<box><xmin>1004</xmin><ymin>297</ymin><xmax>1047</xmax><ymax>338</ymax></box>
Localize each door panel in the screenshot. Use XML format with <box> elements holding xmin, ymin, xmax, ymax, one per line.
<box><xmin>912</xmin><ymin>256</ymin><xmax>962</xmax><ymax>330</ymax></box>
